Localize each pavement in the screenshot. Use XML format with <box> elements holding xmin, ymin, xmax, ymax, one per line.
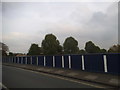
<box><xmin>3</xmin><ymin>63</ymin><xmax>120</xmax><ymax>88</ymax></box>
<box><xmin>3</xmin><ymin>65</ymin><xmax>97</xmax><ymax>88</ymax></box>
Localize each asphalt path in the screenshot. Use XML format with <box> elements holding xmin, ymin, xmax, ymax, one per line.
<box><xmin>2</xmin><ymin>65</ymin><xmax>98</xmax><ymax>88</ymax></box>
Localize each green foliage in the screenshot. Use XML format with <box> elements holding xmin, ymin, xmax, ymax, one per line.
<box><xmin>41</xmin><ymin>34</ymin><xmax>62</xmax><ymax>55</ymax></box>
<box><xmin>1</xmin><ymin>43</ymin><xmax>9</xmax><ymax>52</ymax></box>
<box><xmin>108</xmin><ymin>44</ymin><xmax>120</xmax><ymax>53</ymax></box>
<box><xmin>2</xmin><ymin>50</ymin><xmax>7</xmax><ymax>56</ymax></box>
<box><xmin>63</xmin><ymin>37</ymin><xmax>79</xmax><ymax>54</ymax></box>
<box><xmin>0</xmin><ymin>42</ymin><xmax>9</xmax><ymax>56</ymax></box>
<box><xmin>9</xmin><ymin>52</ymin><xmax>14</xmax><ymax>56</ymax></box>
<box><xmin>28</xmin><ymin>44</ymin><xmax>41</xmax><ymax>55</ymax></box>
<box><xmin>100</xmin><ymin>49</ymin><xmax>107</xmax><ymax>53</ymax></box>
<box><xmin>79</xmin><ymin>49</ymin><xmax>86</xmax><ymax>54</ymax></box>
<box><xmin>85</xmin><ymin>41</ymin><xmax>101</xmax><ymax>53</ymax></box>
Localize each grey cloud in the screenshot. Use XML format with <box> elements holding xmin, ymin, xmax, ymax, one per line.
<box><xmin>2</xmin><ymin>2</ymin><xmax>118</xmax><ymax>53</ymax></box>
<box><xmin>80</xmin><ymin>3</ymin><xmax>118</xmax><ymax>49</ymax></box>
<box><xmin>118</xmin><ymin>2</ymin><xmax>120</xmax><ymax>44</ymax></box>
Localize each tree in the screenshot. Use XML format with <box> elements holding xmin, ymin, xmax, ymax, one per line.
<box><xmin>41</xmin><ymin>34</ymin><xmax>62</xmax><ymax>55</ymax></box>
<box><xmin>100</xmin><ymin>49</ymin><xmax>107</xmax><ymax>53</ymax></box>
<box><xmin>108</xmin><ymin>44</ymin><xmax>120</xmax><ymax>53</ymax></box>
<box><xmin>63</xmin><ymin>37</ymin><xmax>79</xmax><ymax>54</ymax></box>
<box><xmin>9</xmin><ymin>52</ymin><xmax>14</xmax><ymax>56</ymax></box>
<box><xmin>27</xmin><ymin>43</ymin><xmax>41</xmax><ymax>55</ymax></box>
<box><xmin>85</xmin><ymin>41</ymin><xmax>101</xmax><ymax>53</ymax></box>
<box><xmin>79</xmin><ymin>49</ymin><xmax>86</xmax><ymax>54</ymax></box>
<box><xmin>2</xmin><ymin>50</ymin><xmax>7</xmax><ymax>56</ymax></box>
<box><xmin>0</xmin><ymin>42</ymin><xmax>9</xmax><ymax>56</ymax></box>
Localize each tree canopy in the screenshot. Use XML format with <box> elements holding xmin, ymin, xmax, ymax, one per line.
<box><xmin>0</xmin><ymin>42</ymin><xmax>9</xmax><ymax>56</ymax></box>
<box><xmin>85</xmin><ymin>41</ymin><xmax>101</xmax><ymax>53</ymax></box>
<box><xmin>27</xmin><ymin>43</ymin><xmax>41</xmax><ymax>55</ymax></box>
<box><xmin>41</xmin><ymin>34</ymin><xmax>62</xmax><ymax>55</ymax></box>
<box><xmin>63</xmin><ymin>37</ymin><xmax>79</xmax><ymax>54</ymax></box>
<box><xmin>79</xmin><ymin>49</ymin><xmax>86</xmax><ymax>54</ymax></box>
<box><xmin>25</xmin><ymin>34</ymin><xmax>118</xmax><ymax>55</ymax></box>
<box><xmin>108</xmin><ymin>44</ymin><xmax>120</xmax><ymax>53</ymax></box>
<box><xmin>100</xmin><ymin>49</ymin><xmax>107</xmax><ymax>53</ymax></box>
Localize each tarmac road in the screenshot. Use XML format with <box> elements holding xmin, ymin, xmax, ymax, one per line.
<box><xmin>2</xmin><ymin>65</ymin><xmax>98</xmax><ymax>88</ymax></box>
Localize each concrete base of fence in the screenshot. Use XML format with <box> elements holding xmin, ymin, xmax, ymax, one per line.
<box><xmin>3</xmin><ymin>63</ymin><xmax>120</xmax><ymax>88</ymax></box>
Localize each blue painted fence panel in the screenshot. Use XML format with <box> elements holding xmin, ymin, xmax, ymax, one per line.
<box><xmin>13</xmin><ymin>57</ymin><xmax>15</xmax><ymax>63</ymax></box>
<box><xmin>32</xmin><ymin>56</ymin><xmax>37</xmax><ymax>65</ymax></box>
<box><xmin>7</xmin><ymin>57</ymin><xmax>10</xmax><ymax>63</ymax></box>
<box><xmin>23</xmin><ymin>57</ymin><xmax>26</xmax><ymax>64</ymax></box>
<box><xmin>38</xmin><ymin>56</ymin><xmax>44</xmax><ymax>66</ymax></box>
<box><xmin>64</xmin><ymin>55</ymin><xmax>69</xmax><ymax>68</ymax></box>
<box><xmin>71</xmin><ymin>55</ymin><xmax>82</xmax><ymax>70</ymax></box>
<box><xmin>46</xmin><ymin>56</ymin><xmax>53</xmax><ymax>67</ymax></box>
<box><xmin>84</xmin><ymin>54</ymin><xmax>104</xmax><ymax>72</ymax></box>
<box><xmin>9</xmin><ymin>57</ymin><xmax>12</xmax><ymax>63</ymax></box>
<box><xmin>106</xmin><ymin>54</ymin><xmax>120</xmax><ymax>74</ymax></box>
<box><xmin>7</xmin><ymin>57</ymin><xmax>9</xmax><ymax>63</ymax></box>
<box><xmin>27</xmin><ymin>57</ymin><xmax>31</xmax><ymax>64</ymax></box>
<box><xmin>18</xmin><ymin>57</ymin><xmax>21</xmax><ymax>64</ymax></box>
<box><xmin>4</xmin><ymin>57</ymin><xmax>6</xmax><ymax>63</ymax></box>
<box><xmin>55</xmin><ymin>56</ymin><xmax>62</xmax><ymax>68</ymax></box>
<box><xmin>8</xmin><ymin>57</ymin><xmax>10</xmax><ymax>63</ymax></box>
<box><xmin>4</xmin><ymin>53</ymin><xmax>120</xmax><ymax>74</ymax></box>
<box><xmin>15</xmin><ymin>57</ymin><xmax>18</xmax><ymax>63</ymax></box>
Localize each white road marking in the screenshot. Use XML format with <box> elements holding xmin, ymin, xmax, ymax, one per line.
<box><xmin>3</xmin><ymin>65</ymin><xmax>107</xmax><ymax>88</ymax></box>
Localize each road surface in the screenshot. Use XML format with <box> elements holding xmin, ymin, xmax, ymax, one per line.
<box><xmin>2</xmin><ymin>65</ymin><xmax>100</xmax><ymax>88</ymax></box>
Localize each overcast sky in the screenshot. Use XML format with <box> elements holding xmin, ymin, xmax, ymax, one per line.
<box><xmin>1</xmin><ymin>1</ymin><xmax>119</xmax><ymax>53</ymax></box>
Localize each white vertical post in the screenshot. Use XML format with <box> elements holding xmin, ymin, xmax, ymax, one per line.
<box><xmin>31</xmin><ymin>57</ymin><xmax>32</xmax><ymax>65</ymax></box>
<box><xmin>62</xmin><ymin>56</ymin><xmax>64</xmax><ymax>68</ymax></box>
<box><xmin>36</xmin><ymin>57</ymin><xmax>38</xmax><ymax>66</ymax></box>
<box><xmin>17</xmin><ymin>57</ymin><xmax>19</xmax><ymax>64</ymax></box>
<box><xmin>53</xmin><ymin>56</ymin><xmax>55</xmax><ymax>67</ymax></box>
<box><xmin>103</xmin><ymin>55</ymin><xmax>108</xmax><ymax>72</ymax></box>
<box><xmin>25</xmin><ymin>57</ymin><xmax>27</xmax><ymax>64</ymax></box>
<box><xmin>44</xmin><ymin>56</ymin><xmax>46</xmax><ymax>66</ymax></box>
<box><xmin>82</xmin><ymin>55</ymin><xmax>85</xmax><ymax>70</ymax></box>
<box><xmin>68</xmin><ymin>55</ymin><xmax>71</xmax><ymax>69</ymax></box>
<box><xmin>12</xmin><ymin>57</ymin><xmax>13</xmax><ymax>63</ymax></box>
<box><xmin>21</xmin><ymin>57</ymin><xmax>23</xmax><ymax>64</ymax></box>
